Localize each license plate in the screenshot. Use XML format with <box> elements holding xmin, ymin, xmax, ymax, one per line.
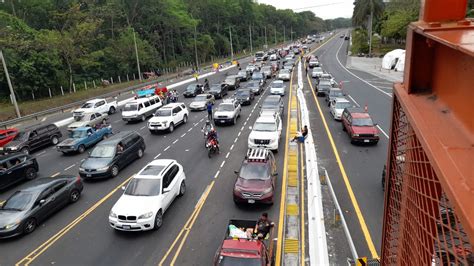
<box><xmin>248</xmin><ymin>199</ymin><xmax>255</xmax><ymax>204</ymax></box>
<box><xmin>123</xmin><ymin>225</ymin><xmax>131</xmax><ymax>230</ymax></box>
<box><xmin>86</xmin><ymin>174</ymin><xmax>91</xmax><ymax>177</ymax></box>
<box><xmin>220</xmin><ymin>120</ymin><xmax>225</xmax><ymax>123</ymax></box>
<box><xmin>364</xmin><ymin>139</ymin><xmax>370</xmax><ymax>143</ymax></box>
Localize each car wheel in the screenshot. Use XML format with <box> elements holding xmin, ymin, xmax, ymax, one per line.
<box><xmin>233</xmin><ymin>117</ymin><xmax>237</xmax><ymax>125</ymax></box>
<box><xmin>178</xmin><ymin>181</ymin><xmax>186</xmax><ymax>197</ymax></box>
<box><xmin>183</xmin><ymin>115</ymin><xmax>188</xmax><ymax>124</ymax></box>
<box><xmin>51</xmin><ymin>136</ymin><xmax>59</xmax><ymax>145</ymax></box>
<box><xmin>21</xmin><ymin>147</ymin><xmax>29</xmax><ymax>155</ymax></box>
<box><xmin>111</xmin><ymin>165</ymin><xmax>119</xmax><ymax>178</ymax></box>
<box><xmin>137</xmin><ymin>148</ymin><xmax>144</xmax><ymax>158</ymax></box>
<box><xmin>23</xmin><ymin>218</ymin><xmax>37</xmax><ymax>234</ymax></box>
<box><xmin>108</xmin><ymin>107</ymin><xmax>116</xmax><ymax>115</ymax></box>
<box><xmin>153</xmin><ymin>211</ymin><xmax>163</xmax><ymax>230</ymax></box>
<box><xmin>25</xmin><ymin>167</ymin><xmax>37</xmax><ymax>180</ymax></box>
<box><xmin>141</xmin><ymin>115</ymin><xmax>146</xmax><ymax>122</ymax></box>
<box><xmin>78</xmin><ymin>145</ymin><xmax>86</xmax><ymax>154</ymax></box>
<box><xmin>169</xmin><ymin>123</ymin><xmax>174</xmax><ymax>133</ymax></box>
<box><xmin>69</xmin><ymin>189</ymin><xmax>81</xmax><ymax>203</ymax></box>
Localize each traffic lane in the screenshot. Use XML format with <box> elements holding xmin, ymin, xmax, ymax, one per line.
<box><xmin>317</xmin><ymin>37</ymin><xmax>392</xmax><ymax>133</ymax></box>
<box><xmin>24</xmin><ymin>79</ymin><xmax>273</xmax><ymax>265</ymax></box>
<box><xmin>174</xmin><ymin>80</ymin><xmax>291</xmax><ymax>265</ymax></box>
<box><xmin>302</xmin><ymin>74</ymin><xmax>385</xmax><ymax>254</ymax></box>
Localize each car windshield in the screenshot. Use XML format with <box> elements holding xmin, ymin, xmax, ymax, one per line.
<box><xmin>217</xmin><ymin>104</ymin><xmax>234</xmax><ymax>112</ymax></box>
<box><xmin>155</xmin><ymin>109</ymin><xmax>172</xmax><ymax>116</ymax></box>
<box><xmin>330</xmin><ymin>90</ymin><xmax>344</xmax><ymax>97</ymax></box>
<box><xmin>210</xmin><ymin>85</ymin><xmax>221</xmax><ymax>92</ymax></box>
<box><xmin>255</xmin><ymin>52</ymin><xmax>264</xmax><ymax>57</ymax></box>
<box><xmin>272</xmin><ymin>82</ymin><xmax>283</xmax><ymax>88</ymax></box>
<box><xmin>253</xmin><ymin>122</ymin><xmax>277</xmax><ymax>132</ymax></box>
<box><xmin>280</xmin><ymin>70</ymin><xmax>289</xmax><ymax>74</ymax></box>
<box><xmin>81</xmin><ymin>102</ymin><xmax>94</xmax><ymax>108</ymax></box>
<box><xmin>238</xmin><ymin>71</ymin><xmax>246</xmax><ymax>76</ymax></box>
<box><xmin>262</xmin><ymin>66</ymin><xmax>271</xmax><ymax>71</ymax></box>
<box><xmin>125</xmin><ymin>178</ymin><xmax>161</xmax><ymax>196</ymax></box>
<box><xmin>236</xmin><ymin>90</ymin><xmax>249</xmax><ymax>96</ymax></box>
<box><xmin>240</xmin><ymin>163</ymin><xmax>270</xmax><ymax>180</ymax></box>
<box><xmin>71</xmin><ymin>130</ymin><xmax>87</xmax><ymax>138</ymax></box>
<box><xmin>353</xmin><ymin>118</ymin><xmax>374</xmax><ymax>126</ymax></box>
<box><xmin>194</xmin><ymin>95</ymin><xmax>207</xmax><ymax>101</ymax></box>
<box><xmin>247</xmin><ymin>81</ymin><xmax>259</xmax><ymax>88</ymax></box>
<box><xmin>13</xmin><ymin>131</ymin><xmax>28</xmax><ymax>141</ymax></box>
<box><xmin>123</xmin><ymin>103</ymin><xmax>138</xmax><ymax>112</ymax></box>
<box><xmin>217</xmin><ymin>256</ymin><xmax>261</xmax><ymax>266</ymax></box>
<box><xmin>186</xmin><ymin>85</ymin><xmax>196</xmax><ymax>91</ymax></box>
<box><xmin>225</xmin><ymin>78</ymin><xmax>235</xmax><ymax>84</ymax></box>
<box><xmin>2</xmin><ymin>191</ymin><xmax>35</xmax><ymax>211</ymax></box>
<box><xmin>314</xmin><ymin>67</ymin><xmax>323</xmax><ymax>72</ymax></box>
<box><xmin>252</xmin><ymin>73</ymin><xmax>262</xmax><ymax>80</ymax></box>
<box><xmin>335</xmin><ymin>102</ymin><xmax>352</xmax><ymax>109</ymax></box>
<box><xmin>90</xmin><ymin>145</ymin><xmax>115</xmax><ymax>158</ymax></box>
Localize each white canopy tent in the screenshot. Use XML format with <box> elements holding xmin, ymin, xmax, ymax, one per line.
<box><xmin>382</xmin><ymin>49</ymin><xmax>405</xmax><ymax>70</ymax></box>
<box><xmin>394</xmin><ymin>50</ymin><xmax>406</xmax><ymax>72</ymax></box>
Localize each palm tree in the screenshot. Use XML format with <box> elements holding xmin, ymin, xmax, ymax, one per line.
<box><xmin>352</xmin><ymin>0</ymin><xmax>384</xmax><ymax>55</ymax></box>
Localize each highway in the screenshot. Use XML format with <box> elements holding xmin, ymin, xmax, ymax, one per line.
<box><xmin>0</xmin><ymin>31</ymin><xmax>396</xmax><ymax>265</ymax></box>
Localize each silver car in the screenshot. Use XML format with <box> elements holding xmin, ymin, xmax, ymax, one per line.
<box><xmin>68</xmin><ymin>112</ymin><xmax>108</xmax><ymax>131</ymax></box>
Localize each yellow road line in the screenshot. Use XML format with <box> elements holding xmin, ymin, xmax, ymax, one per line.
<box><xmin>275</xmin><ymin>62</ymin><xmax>295</xmax><ymax>266</ymax></box>
<box><xmin>16</xmin><ymin>175</ymin><xmax>135</xmax><ymax>266</ymax></box>
<box><xmin>306</xmin><ymin>74</ymin><xmax>379</xmax><ymax>258</ymax></box>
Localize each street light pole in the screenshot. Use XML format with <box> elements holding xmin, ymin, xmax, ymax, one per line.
<box><xmin>368</xmin><ymin>2</ymin><xmax>374</xmax><ymax>56</ymax></box>
<box><xmin>194</xmin><ymin>23</ymin><xmax>199</xmax><ymax>70</ymax></box>
<box><xmin>132</xmin><ymin>28</ymin><xmax>142</xmax><ymax>81</ymax></box>
<box><xmin>249</xmin><ymin>24</ymin><xmax>253</xmax><ymax>53</ymax></box>
<box><xmin>274</xmin><ymin>26</ymin><xmax>277</xmax><ymax>45</ymax></box>
<box><xmin>291</xmin><ymin>26</ymin><xmax>293</xmax><ymax>42</ymax></box>
<box><xmin>264</xmin><ymin>26</ymin><xmax>267</xmax><ymax>48</ymax></box>
<box><xmin>229</xmin><ymin>27</ymin><xmax>234</xmax><ymax>61</ymax></box>
<box><xmin>283</xmin><ymin>26</ymin><xmax>286</xmax><ymax>43</ymax></box>
<box><xmin>0</xmin><ymin>50</ymin><xmax>21</xmax><ymax>118</ymax></box>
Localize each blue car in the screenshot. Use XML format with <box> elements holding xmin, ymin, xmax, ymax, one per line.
<box><xmin>56</xmin><ymin>126</ymin><xmax>112</xmax><ymax>154</ymax></box>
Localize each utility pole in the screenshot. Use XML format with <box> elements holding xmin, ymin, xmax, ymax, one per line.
<box><xmin>194</xmin><ymin>23</ymin><xmax>199</xmax><ymax>70</ymax></box>
<box><xmin>264</xmin><ymin>26</ymin><xmax>267</xmax><ymax>48</ymax></box>
<box><xmin>249</xmin><ymin>24</ymin><xmax>253</xmax><ymax>53</ymax></box>
<box><xmin>229</xmin><ymin>27</ymin><xmax>234</xmax><ymax>61</ymax></box>
<box><xmin>0</xmin><ymin>50</ymin><xmax>21</xmax><ymax>118</ymax></box>
<box><xmin>291</xmin><ymin>26</ymin><xmax>293</xmax><ymax>42</ymax></box>
<box><xmin>368</xmin><ymin>1</ymin><xmax>374</xmax><ymax>56</ymax></box>
<box><xmin>132</xmin><ymin>28</ymin><xmax>142</xmax><ymax>81</ymax></box>
<box><xmin>274</xmin><ymin>26</ymin><xmax>277</xmax><ymax>45</ymax></box>
<box><xmin>283</xmin><ymin>26</ymin><xmax>286</xmax><ymax>43</ymax></box>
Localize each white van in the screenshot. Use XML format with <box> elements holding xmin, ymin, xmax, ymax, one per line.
<box><xmin>122</xmin><ymin>95</ymin><xmax>163</xmax><ymax>122</ymax></box>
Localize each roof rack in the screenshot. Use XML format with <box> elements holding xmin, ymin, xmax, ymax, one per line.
<box><xmin>246</xmin><ymin>148</ymin><xmax>268</xmax><ymax>162</ymax></box>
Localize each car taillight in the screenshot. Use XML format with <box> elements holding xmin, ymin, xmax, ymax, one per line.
<box><xmin>75</xmin><ymin>176</ymin><xmax>82</xmax><ymax>184</ymax></box>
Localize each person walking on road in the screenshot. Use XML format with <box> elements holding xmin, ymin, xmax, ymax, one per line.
<box><xmin>305</xmin><ymin>64</ymin><xmax>308</xmax><ymax>76</ymax></box>
<box><xmin>207</xmin><ymin>101</ymin><xmax>213</xmax><ymax>120</ymax></box>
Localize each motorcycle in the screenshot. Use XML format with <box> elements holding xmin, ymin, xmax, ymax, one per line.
<box><xmin>206</xmin><ymin>138</ymin><xmax>219</xmax><ymax>158</ymax></box>
<box><xmin>202</xmin><ymin>126</ymin><xmax>214</xmax><ymax>146</ymax></box>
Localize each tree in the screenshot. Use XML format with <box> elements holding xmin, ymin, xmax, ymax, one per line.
<box><xmin>352</xmin><ymin>0</ymin><xmax>384</xmax><ymax>29</ymax></box>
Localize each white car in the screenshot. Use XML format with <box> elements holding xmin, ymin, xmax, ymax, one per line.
<box><xmin>330</xmin><ymin>98</ymin><xmax>352</xmax><ymax>120</ymax></box>
<box><xmin>214</xmin><ymin>99</ymin><xmax>241</xmax><ymax>125</ymax></box>
<box><xmin>189</xmin><ymin>94</ymin><xmax>215</xmax><ymax>111</ymax></box>
<box><xmin>312</xmin><ymin>67</ymin><xmax>324</xmax><ymax>78</ymax></box>
<box><xmin>278</xmin><ymin>69</ymin><xmax>291</xmax><ymax>81</ymax></box>
<box><xmin>246</xmin><ymin>64</ymin><xmax>258</xmax><ymax>73</ymax></box>
<box><xmin>270</xmin><ymin>80</ymin><xmax>286</xmax><ymax>96</ymax></box>
<box><xmin>68</xmin><ymin>112</ymin><xmax>108</xmax><ymax>131</ymax></box>
<box><xmin>320</xmin><ymin>73</ymin><xmax>337</xmax><ymax>86</ymax></box>
<box><xmin>248</xmin><ymin>114</ymin><xmax>282</xmax><ymax>151</ymax></box>
<box><xmin>73</xmin><ymin>98</ymin><xmax>117</xmax><ymax>119</ymax></box>
<box><xmin>109</xmin><ymin>159</ymin><xmax>186</xmax><ymax>231</ymax></box>
<box><xmin>148</xmin><ymin>103</ymin><xmax>189</xmax><ymax>133</ymax></box>
<box><xmin>269</xmin><ymin>54</ymin><xmax>278</xmax><ymax>61</ymax></box>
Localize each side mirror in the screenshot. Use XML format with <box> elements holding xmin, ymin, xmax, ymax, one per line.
<box><xmin>121</xmin><ymin>186</ymin><xmax>126</xmax><ymax>191</ymax></box>
<box><xmin>39</xmin><ymin>199</ymin><xmax>46</xmax><ymax>205</ymax></box>
<box><xmin>163</xmin><ymin>187</ymin><xmax>171</xmax><ymax>194</ymax></box>
<box><xmin>234</xmin><ymin>170</ymin><xmax>239</xmax><ymax>175</ymax></box>
<box><xmin>273</xmin><ymin>173</ymin><xmax>278</xmax><ymax>177</ymax></box>
<box><xmin>374</xmin><ymin>123</ymin><xmax>378</xmax><ymax>126</ymax></box>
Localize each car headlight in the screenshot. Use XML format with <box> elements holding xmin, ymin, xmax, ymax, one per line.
<box><xmin>109</xmin><ymin>210</ymin><xmax>117</xmax><ymax>218</ymax></box>
<box><xmin>138</xmin><ymin>212</ymin><xmax>154</xmax><ymax>219</ymax></box>
<box><xmin>248</xmin><ymin>137</ymin><xmax>254</xmax><ymax>143</ymax></box>
<box><xmin>234</xmin><ymin>186</ymin><xmax>242</xmax><ymax>193</ymax></box>
<box><xmin>262</xmin><ymin>187</ymin><xmax>273</xmax><ymax>194</ymax></box>
<box><xmin>353</xmin><ymin>133</ymin><xmax>359</xmax><ymax>137</ymax></box>
<box><xmin>374</xmin><ymin>133</ymin><xmax>379</xmax><ymax>137</ymax></box>
<box><xmin>79</xmin><ymin>167</ymin><xmax>85</xmax><ymax>172</ymax></box>
<box><xmin>9</xmin><ymin>147</ymin><xmax>17</xmax><ymax>151</ymax></box>
<box><xmin>4</xmin><ymin>221</ymin><xmax>20</xmax><ymax>230</ymax></box>
<box><xmin>97</xmin><ymin>166</ymin><xmax>110</xmax><ymax>171</ymax></box>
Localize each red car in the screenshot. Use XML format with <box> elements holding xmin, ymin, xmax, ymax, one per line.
<box><xmin>0</xmin><ymin>128</ymin><xmax>18</xmax><ymax>148</ymax></box>
<box><xmin>341</xmin><ymin>107</ymin><xmax>379</xmax><ymax>144</ymax></box>
<box><xmin>233</xmin><ymin>148</ymin><xmax>277</xmax><ymax>205</ymax></box>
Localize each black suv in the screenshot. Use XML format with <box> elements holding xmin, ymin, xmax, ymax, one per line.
<box><xmin>0</xmin><ymin>153</ymin><xmax>39</xmax><ymax>190</ymax></box>
<box><xmin>183</xmin><ymin>83</ymin><xmax>204</xmax><ymax>97</ymax></box>
<box><xmin>79</xmin><ymin>131</ymin><xmax>145</xmax><ymax>179</ymax></box>
<box><xmin>209</xmin><ymin>84</ymin><xmax>229</xmax><ymax>99</ymax></box>
<box><xmin>3</xmin><ymin>124</ymin><xmax>62</xmax><ymax>154</ymax></box>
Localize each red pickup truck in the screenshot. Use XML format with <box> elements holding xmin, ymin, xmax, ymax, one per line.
<box><xmin>213</xmin><ymin>219</ymin><xmax>275</xmax><ymax>266</ymax></box>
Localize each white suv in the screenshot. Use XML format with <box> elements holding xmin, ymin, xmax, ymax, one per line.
<box><xmin>109</xmin><ymin>159</ymin><xmax>186</xmax><ymax>231</ymax></box>
<box><xmin>214</xmin><ymin>99</ymin><xmax>241</xmax><ymax>125</ymax></box>
<box><xmin>248</xmin><ymin>113</ymin><xmax>282</xmax><ymax>152</ymax></box>
<box><xmin>148</xmin><ymin>103</ymin><xmax>189</xmax><ymax>133</ymax></box>
<box><xmin>270</xmin><ymin>80</ymin><xmax>286</xmax><ymax>96</ymax></box>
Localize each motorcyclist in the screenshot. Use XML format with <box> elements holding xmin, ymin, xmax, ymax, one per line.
<box><xmin>201</xmin><ymin>120</ymin><xmax>214</xmax><ymax>138</ymax></box>
<box><xmin>206</xmin><ymin>128</ymin><xmax>219</xmax><ymax>152</ymax></box>
<box><xmin>204</xmin><ymin>78</ymin><xmax>210</xmax><ymax>90</ymax></box>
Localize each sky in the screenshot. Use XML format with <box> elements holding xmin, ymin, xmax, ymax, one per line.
<box><xmin>256</xmin><ymin>0</ymin><xmax>354</xmax><ymax>20</ymax></box>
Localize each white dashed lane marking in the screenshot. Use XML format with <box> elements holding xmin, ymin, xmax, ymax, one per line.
<box><xmin>164</xmin><ymin>146</ymin><xmax>170</xmax><ymax>151</ymax></box>
<box><xmin>154</xmin><ymin>153</ymin><xmax>162</xmax><ymax>159</ymax></box>
<box><xmin>226</xmin><ymin>152</ymin><xmax>230</xmax><ymax>159</ymax></box>
<box><xmin>64</xmin><ymin>164</ymin><xmax>75</xmax><ymax>171</ymax></box>
<box><xmin>172</xmin><ymin>139</ymin><xmax>179</xmax><ymax>144</ymax></box>
<box><xmin>181</xmin><ymin>133</ymin><xmax>186</xmax><ymax>138</ymax></box>
<box><xmin>220</xmin><ymin>161</ymin><xmax>225</xmax><ymax>168</ymax></box>
<box><xmin>230</xmin><ymin>144</ymin><xmax>234</xmax><ymax>150</ymax></box>
<box><xmin>214</xmin><ymin>170</ymin><xmax>220</xmax><ymax>179</ymax></box>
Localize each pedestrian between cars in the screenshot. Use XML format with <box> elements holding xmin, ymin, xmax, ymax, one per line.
<box><xmin>207</xmin><ymin>101</ymin><xmax>213</xmax><ymax>120</ymax></box>
<box><xmin>117</xmin><ymin>143</ymin><xmax>124</xmax><ymax>153</ymax></box>
<box><xmin>291</xmin><ymin>125</ymin><xmax>308</xmax><ymax>143</ymax></box>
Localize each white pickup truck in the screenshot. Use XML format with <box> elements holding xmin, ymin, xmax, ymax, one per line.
<box><xmin>73</xmin><ymin>98</ymin><xmax>117</xmax><ymax>120</ymax></box>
